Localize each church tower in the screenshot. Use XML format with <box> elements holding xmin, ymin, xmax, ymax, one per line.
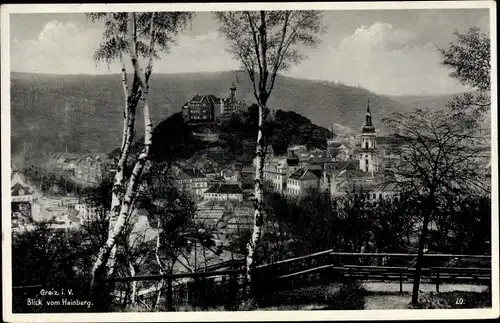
<box><xmin>359</xmin><ymin>100</ymin><xmax>378</xmax><ymax>172</ymax></box>
<box><xmin>229</xmin><ymin>82</ymin><xmax>236</xmax><ymax>102</ymax></box>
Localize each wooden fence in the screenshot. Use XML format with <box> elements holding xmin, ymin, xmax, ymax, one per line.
<box><xmin>103</xmin><ymin>252</ymin><xmax>491</xmax><ymax>310</ymax></box>
<box><xmin>13</xmin><ymin>252</ymin><xmax>490</xmax><ymax>311</ymax></box>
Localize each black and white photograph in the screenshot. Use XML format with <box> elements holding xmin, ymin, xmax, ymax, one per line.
<box><xmin>1</xmin><ymin>2</ymin><xmax>498</xmax><ymax>321</ymax></box>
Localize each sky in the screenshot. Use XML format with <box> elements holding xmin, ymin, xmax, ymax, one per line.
<box><xmin>9</xmin><ymin>9</ymin><xmax>490</xmax><ymax>96</ymax></box>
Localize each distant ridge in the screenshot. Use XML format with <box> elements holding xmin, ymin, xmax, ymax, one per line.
<box><xmin>11</xmin><ymin>71</ymin><xmax>458</xmax><ymax>157</ymax></box>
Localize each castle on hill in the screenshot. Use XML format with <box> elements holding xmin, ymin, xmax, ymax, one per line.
<box><xmin>181</xmin><ymin>82</ymin><xmax>247</xmax><ymax>124</ymax></box>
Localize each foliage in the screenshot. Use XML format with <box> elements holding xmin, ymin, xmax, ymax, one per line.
<box><xmin>87</xmin><ymin>12</ymin><xmax>194</xmax><ymax>65</ymax></box>
<box><xmin>326</xmin><ymin>281</ymin><xmax>366</xmax><ymax>310</ymax></box>
<box><xmin>218</xmin><ymin>106</ymin><xmax>332</xmax><ymax>163</ymax></box>
<box><xmin>138</xmin><ymin>164</ymin><xmax>215</xmax><ymax>273</ymax></box>
<box><xmin>22</xmin><ymin>165</ymin><xmax>83</xmax><ymax>196</ymax></box>
<box><xmin>258</xmin><ymin>187</ymin><xmax>414</xmax><ymax>261</ymax></box>
<box><xmin>11</xmin><ymin>223</ymin><xmax>96</xmax><ymax>312</ymax></box>
<box><xmin>439</xmin><ymin>27</ymin><xmax>490</xmax><ymax>92</ymax></box>
<box><xmin>215</xmin><ymin>10</ymin><xmax>325</xmax><ymax>105</ymax></box>
<box><xmin>429</xmin><ymin>195</ymin><xmax>491</xmax><ymax>254</ymax></box>
<box><xmin>272</xmin><ymin>109</ymin><xmax>332</xmax><ymax>154</ymax></box>
<box><xmin>149</xmin><ymin>112</ymin><xmax>203</xmax><ymax>164</ymax></box>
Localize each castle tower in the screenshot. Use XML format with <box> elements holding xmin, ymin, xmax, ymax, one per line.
<box><xmin>229</xmin><ymin>82</ymin><xmax>236</xmax><ymax>102</ymax></box>
<box><xmin>359</xmin><ymin>100</ymin><xmax>378</xmax><ymax>172</ymax></box>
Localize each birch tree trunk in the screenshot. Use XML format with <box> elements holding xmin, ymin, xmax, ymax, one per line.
<box><xmin>129</xmin><ymin>261</ymin><xmax>138</xmax><ymax>305</ymax></box>
<box><xmin>107</xmin><ymin>13</ymin><xmax>136</xmax><ymax>279</ymax></box>
<box><xmin>91</xmin><ymin>12</ymin><xmax>156</xmax><ymax>306</ymax></box>
<box><xmin>245</xmin><ymin>12</ymin><xmax>270</xmax><ymax>299</ymax></box>
<box><xmin>155</xmin><ymin>216</ymin><xmax>166</xmax><ymax>309</ymax></box>
<box><xmin>246</xmin><ymin>101</ymin><xmax>266</xmax><ymax>297</ymax></box>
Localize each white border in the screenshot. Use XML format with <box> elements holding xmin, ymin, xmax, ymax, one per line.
<box><xmin>1</xmin><ymin>2</ymin><xmax>498</xmax><ymax>322</ymax></box>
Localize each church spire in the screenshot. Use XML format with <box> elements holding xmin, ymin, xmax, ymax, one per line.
<box><xmin>365</xmin><ymin>100</ymin><xmax>373</xmax><ymax>127</ymax></box>
<box><xmin>362</xmin><ymin>100</ymin><xmax>375</xmax><ymax>134</ymax></box>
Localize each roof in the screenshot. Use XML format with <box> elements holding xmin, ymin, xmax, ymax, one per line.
<box><xmin>323</xmin><ymin>160</ymin><xmax>358</xmax><ymax>172</ymax></box>
<box><xmin>182</xmin><ymin>167</ymin><xmax>206</xmax><ymax>178</ymax></box>
<box><xmin>339</xmin><ymin>181</ymin><xmax>399</xmax><ymax>193</ymax></box>
<box><xmin>205</xmin><ymin>183</ymin><xmax>243</xmax><ymax>195</ymax></box>
<box><xmin>308</xmin><ymin>157</ymin><xmax>329</xmax><ymax>164</ymax></box>
<box><xmin>189</xmin><ymin>94</ymin><xmax>220</xmax><ymax>105</ymax></box>
<box><xmin>327</xmin><ymin>142</ymin><xmax>342</xmax><ymax>148</ymax></box>
<box><xmin>11</xmin><ymin>182</ymin><xmax>32</xmax><ymax>196</ymax></box>
<box><xmin>335</xmin><ymin>169</ymin><xmax>375</xmax><ymax>179</ymax></box>
<box><xmin>68</xmin><ymin>214</ymin><xmax>80</xmax><ymax>223</ymax></box>
<box><xmin>376</xmin><ymin>136</ymin><xmax>404</xmax><ymax>145</ymax></box>
<box><xmin>241</xmin><ymin>166</ymin><xmax>255</xmax><ymax>173</ymax></box>
<box><xmin>361</xmin><ymin>125</ymin><xmax>376</xmax><ymax>134</ymax></box>
<box><xmin>289</xmin><ymin>168</ymin><xmax>322</xmax><ymax>181</ymax></box>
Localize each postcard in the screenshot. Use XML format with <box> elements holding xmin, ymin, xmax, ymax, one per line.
<box><xmin>1</xmin><ymin>1</ymin><xmax>498</xmax><ymax>322</ymax></box>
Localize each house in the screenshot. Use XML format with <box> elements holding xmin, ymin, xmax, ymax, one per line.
<box><xmin>172</xmin><ymin>166</ymin><xmax>210</xmax><ymax>198</ymax></box>
<box><xmin>195</xmin><ymin>202</ymin><xmax>225</xmax><ymax>229</ymax></box>
<box><xmin>309</xmin><ymin>148</ymin><xmax>327</xmax><ymax>159</ymax></box>
<box><xmin>327</xmin><ymin>139</ymin><xmax>356</xmax><ymax>161</ymax></box>
<box><xmin>182</xmin><ymin>94</ymin><xmax>220</xmax><ymax>123</ymax></box>
<box><xmin>263</xmin><ymin>154</ymin><xmax>301</xmax><ymax>194</ymax></box>
<box><xmin>330</xmin><ymin>176</ymin><xmax>399</xmax><ymax>205</ymax></box>
<box><xmin>220</xmin><ymin>168</ymin><xmax>242</xmax><ymax>186</ymax></box>
<box><xmin>286</xmin><ymin>167</ymin><xmax>324</xmax><ymax>197</ymax></box>
<box><xmin>222</xmin><ymin>204</ymin><xmax>253</xmax><ymax>236</ymax></box>
<box><xmin>11</xmin><ymin>182</ymin><xmax>33</xmax><ymax>203</ymax></box>
<box><xmin>48</xmin><ymin>152</ymin><xmax>111</xmax><ymax>185</ymax></box>
<box><xmin>204</xmin><ymin>183</ymin><xmax>244</xmax><ymax>202</ymax></box>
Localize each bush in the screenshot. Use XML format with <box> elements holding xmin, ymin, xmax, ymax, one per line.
<box><xmin>325</xmin><ymin>281</ymin><xmax>366</xmax><ymax>310</ymax></box>
<box><xmin>238</xmin><ymin>297</ymin><xmax>258</xmax><ymax>311</ymax></box>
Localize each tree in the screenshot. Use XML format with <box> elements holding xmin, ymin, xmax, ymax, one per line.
<box><xmin>137</xmin><ymin>164</ymin><xmax>216</xmax><ymax>308</ymax></box>
<box><xmin>384</xmin><ymin>105</ymin><xmax>490</xmax><ymax>305</ymax></box>
<box><xmin>215</xmin><ymin>10</ymin><xmax>326</xmax><ymax>295</ymax></box>
<box><xmin>86</xmin><ymin>12</ymin><xmax>193</xmax><ymax>306</ymax></box>
<box><xmin>384</xmin><ymin>26</ymin><xmax>490</xmax><ymax>306</ymax></box>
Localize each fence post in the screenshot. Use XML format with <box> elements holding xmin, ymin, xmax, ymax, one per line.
<box><xmin>436</xmin><ymin>271</ymin><xmax>440</xmax><ymax>293</ymax></box>
<box><xmin>229</xmin><ymin>271</ymin><xmax>238</xmax><ymax>311</ymax></box>
<box><xmin>166</xmin><ymin>277</ymin><xmax>173</xmax><ymax>311</ymax></box>
<box><xmin>399</xmin><ymin>272</ymin><xmax>403</xmax><ymax>294</ymax></box>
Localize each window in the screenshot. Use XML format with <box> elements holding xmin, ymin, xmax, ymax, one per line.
<box><xmin>365</xmin><ymin>142</ymin><xmax>369</xmax><ymax>149</ymax></box>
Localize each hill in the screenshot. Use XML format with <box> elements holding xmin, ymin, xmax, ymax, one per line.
<box><xmin>150</xmin><ymin>108</ymin><xmax>333</xmax><ymax>168</ymax></box>
<box><xmin>10</xmin><ymin>71</ymin><xmax>454</xmax><ymax>159</ymax></box>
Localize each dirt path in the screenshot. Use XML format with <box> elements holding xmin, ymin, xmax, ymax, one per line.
<box><xmin>362</xmin><ymin>282</ymin><xmax>488</xmax><ymax>294</ymax></box>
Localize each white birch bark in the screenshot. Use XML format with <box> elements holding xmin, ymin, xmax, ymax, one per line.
<box><xmin>246</xmin><ymin>102</ymin><xmax>266</xmax><ymax>294</ymax></box>
<box><xmin>91</xmin><ymin>12</ymin><xmax>156</xmax><ymax>294</ymax></box>
<box><xmin>106</xmin><ymin>13</ymin><xmax>134</xmax><ymax>278</ymax></box>
<box><xmin>155</xmin><ymin>216</ymin><xmax>166</xmax><ymax>308</ymax></box>
<box><xmin>245</xmin><ymin>12</ymin><xmax>268</xmax><ymax>296</ymax></box>
<box><xmin>128</xmin><ymin>261</ymin><xmax>138</xmax><ymax>305</ymax></box>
